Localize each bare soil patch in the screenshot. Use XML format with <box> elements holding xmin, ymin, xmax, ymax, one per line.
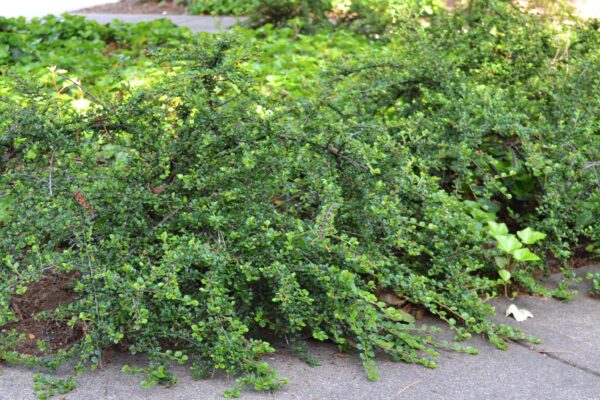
<box><xmin>4</xmin><ymin>271</ymin><xmax>83</xmax><ymax>356</ymax></box>
<box><xmin>77</xmin><ymin>0</ymin><xmax>187</xmax><ymax>15</ymax></box>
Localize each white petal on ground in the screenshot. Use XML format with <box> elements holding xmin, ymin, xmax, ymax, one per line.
<box><xmin>505</xmin><ymin>304</ymin><xmax>534</xmax><ymax>322</ymax></box>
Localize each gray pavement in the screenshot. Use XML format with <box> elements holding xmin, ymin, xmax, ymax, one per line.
<box><xmin>1</xmin><ymin>264</ymin><xmax>599</xmax><ymax>399</ymax></box>
<box><xmin>70</xmin><ymin>14</ymin><xmax>244</xmax><ymax>33</ymax></box>
<box><xmin>493</xmin><ymin>264</ymin><xmax>600</xmax><ymax>379</ymax></box>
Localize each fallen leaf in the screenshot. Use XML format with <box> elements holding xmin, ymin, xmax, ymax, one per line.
<box><xmin>415</xmin><ymin>308</ymin><xmax>425</xmax><ymax>320</ymax></box>
<box><xmin>505</xmin><ymin>304</ymin><xmax>533</xmax><ymax>322</ymax></box>
<box><xmin>149</xmin><ymin>185</ymin><xmax>165</xmax><ymax>195</ymax></box>
<box><xmin>376</xmin><ymin>290</ymin><xmax>407</xmax><ymax>307</ymax></box>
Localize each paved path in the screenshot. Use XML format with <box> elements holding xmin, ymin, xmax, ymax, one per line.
<box><xmin>71</xmin><ymin>13</ymin><xmax>244</xmax><ymax>33</ymax></box>
<box><xmin>1</xmin><ymin>264</ymin><xmax>599</xmax><ymax>399</ymax></box>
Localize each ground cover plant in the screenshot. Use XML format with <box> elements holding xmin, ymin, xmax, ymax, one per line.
<box><xmin>0</xmin><ymin>15</ymin><xmax>193</xmax><ymax>99</ymax></box>
<box><xmin>1</xmin><ymin>1</ymin><xmax>599</xmax><ymax>397</ymax></box>
<box><xmin>181</xmin><ymin>0</ymin><xmax>439</xmax><ymax>27</ymax></box>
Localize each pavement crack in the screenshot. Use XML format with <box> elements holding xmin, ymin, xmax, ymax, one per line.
<box><xmin>515</xmin><ymin>342</ymin><xmax>600</xmax><ymax>379</ymax></box>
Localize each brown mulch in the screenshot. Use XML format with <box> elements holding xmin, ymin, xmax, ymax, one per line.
<box><xmin>4</xmin><ymin>271</ymin><xmax>83</xmax><ymax>356</ymax></box>
<box><xmin>77</xmin><ymin>0</ymin><xmax>187</xmax><ymax>15</ymax></box>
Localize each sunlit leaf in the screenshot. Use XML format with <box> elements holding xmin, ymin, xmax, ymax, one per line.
<box><xmin>498</xmin><ymin>269</ymin><xmax>511</xmax><ymax>281</ymax></box>
<box><xmin>512</xmin><ymin>248</ymin><xmax>540</xmax><ymax>262</ymax></box>
<box><xmin>495</xmin><ymin>234</ymin><xmax>522</xmax><ymax>254</ymax></box>
<box><xmin>488</xmin><ymin>221</ymin><xmax>509</xmax><ymax>236</ymax></box>
<box><xmin>516</xmin><ymin>227</ymin><xmax>547</xmax><ymax>245</ymax></box>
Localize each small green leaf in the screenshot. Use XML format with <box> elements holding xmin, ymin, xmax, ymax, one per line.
<box><xmin>384</xmin><ymin>307</ymin><xmax>415</xmax><ymax>323</ymax></box>
<box><xmin>512</xmin><ymin>248</ymin><xmax>540</xmax><ymax>262</ymax></box>
<box><xmin>494</xmin><ymin>256</ymin><xmax>508</xmax><ymax>269</ymax></box>
<box><xmin>516</xmin><ymin>227</ymin><xmax>547</xmax><ymax>245</ymax></box>
<box><xmin>498</xmin><ymin>269</ymin><xmax>511</xmax><ymax>282</ymax></box>
<box><xmin>487</xmin><ymin>221</ymin><xmax>509</xmax><ymax>236</ymax></box>
<box><xmin>0</xmin><ymin>44</ymin><xmax>9</xmax><ymax>60</ymax></box>
<box><xmin>0</xmin><ymin>197</ymin><xmax>10</xmax><ymax>221</ymax></box>
<box><xmin>495</xmin><ymin>234</ymin><xmax>522</xmax><ymax>254</ymax></box>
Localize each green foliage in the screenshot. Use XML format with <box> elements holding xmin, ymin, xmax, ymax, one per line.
<box><xmin>184</xmin><ymin>0</ymin><xmax>332</xmax><ymax>20</ymax></box>
<box><xmin>0</xmin><ymin>29</ymin><xmax>528</xmax><ymax>394</ymax></box>
<box><xmin>184</xmin><ymin>0</ymin><xmax>441</xmax><ymax>30</ymax></box>
<box><xmin>183</xmin><ymin>0</ymin><xmax>332</xmax><ymax>25</ymax></box>
<box><xmin>487</xmin><ymin>222</ymin><xmax>551</xmax><ymax>296</ymax></box>
<box><xmin>1</xmin><ymin>1</ymin><xmax>599</xmax><ymax>397</ymax></box>
<box><xmin>240</xmin><ymin>24</ymin><xmax>382</xmax><ymax>98</ymax></box>
<box><xmin>588</xmin><ymin>273</ymin><xmax>600</xmax><ymax>296</ymax></box>
<box><xmin>248</xmin><ymin>0</ymin><xmax>332</xmax><ymax>26</ymax></box>
<box><xmin>33</xmin><ymin>374</ymin><xmax>76</xmax><ymax>400</ymax></box>
<box><xmin>337</xmin><ymin>0</ymin><xmax>443</xmax><ymax>36</ymax></box>
<box><xmin>0</xmin><ymin>14</ymin><xmax>193</xmax><ymax>98</ymax></box>
<box><xmin>323</xmin><ymin>0</ymin><xmax>600</xmax><ymax>255</ymax></box>
<box><xmin>185</xmin><ymin>0</ymin><xmax>254</xmax><ymax>15</ymax></box>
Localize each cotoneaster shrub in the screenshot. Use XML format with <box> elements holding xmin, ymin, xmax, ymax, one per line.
<box><xmin>323</xmin><ymin>0</ymin><xmax>600</xmax><ymax>257</ymax></box>
<box><xmin>1</xmin><ymin>32</ymin><xmax>534</xmax><ymax>394</ymax></box>
<box><xmin>1</xmin><ymin>1</ymin><xmax>599</xmax><ymax>396</ymax></box>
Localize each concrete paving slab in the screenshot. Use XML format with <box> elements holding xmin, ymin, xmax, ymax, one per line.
<box><xmin>71</xmin><ymin>13</ymin><xmax>244</xmax><ymax>33</ymax></box>
<box><xmin>493</xmin><ymin>264</ymin><xmax>600</xmax><ymax>377</ymax></box>
<box><xmin>2</xmin><ymin>266</ymin><xmax>599</xmax><ymax>399</ymax></box>
<box><xmin>2</xmin><ymin>334</ymin><xmax>599</xmax><ymax>400</ymax></box>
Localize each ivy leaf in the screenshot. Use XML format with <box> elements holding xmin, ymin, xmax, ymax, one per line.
<box><xmin>495</xmin><ymin>234</ymin><xmax>522</xmax><ymax>254</ymax></box>
<box><xmin>498</xmin><ymin>269</ymin><xmax>511</xmax><ymax>282</ymax></box>
<box><xmin>384</xmin><ymin>307</ymin><xmax>415</xmax><ymax>323</ymax></box>
<box><xmin>487</xmin><ymin>221</ymin><xmax>509</xmax><ymax>236</ymax></box>
<box><xmin>494</xmin><ymin>256</ymin><xmax>508</xmax><ymax>269</ymax></box>
<box><xmin>0</xmin><ymin>44</ymin><xmax>9</xmax><ymax>60</ymax></box>
<box><xmin>512</xmin><ymin>248</ymin><xmax>540</xmax><ymax>262</ymax></box>
<box><xmin>516</xmin><ymin>227</ymin><xmax>547</xmax><ymax>245</ymax></box>
<box><xmin>0</xmin><ymin>197</ymin><xmax>10</xmax><ymax>221</ymax></box>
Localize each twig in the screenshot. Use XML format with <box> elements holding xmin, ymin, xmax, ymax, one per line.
<box><xmin>397</xmin><ymin>379</ymin><xmax>422</xmax><ymax>396</ymax></box>
<box><xmin>147</xmin><ymin>207</ymin><xmax>181</xmax><ymax>237</ymax></box>
<box><xmin>57</xmin><ymin>73</ymin><xmax>105</xmax><ymax>109</ymax></box>
<box><xmin>126</xmin><ymin>207</ymin><xmax>182</xmax><ymax>258</ymax></box>
<box><xmin>48</xmin><ymin>151</ymin><xmax>54</xmax><ymax>197</ymax></box>
<box><xmin>77</xmin><ymin>211</ymin><xmax>104</xmax><ymax>369</ymax></box>
<box><xmin>536</xmin><ymin>349</ymin><xmax>580</xmax><ymax>355</ymax></box>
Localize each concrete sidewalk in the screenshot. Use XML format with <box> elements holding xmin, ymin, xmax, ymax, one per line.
<box><xmin>1</xmin><ymin>265</ymin><xmax>599</xmax><ymax>399</ymax></box>
<box><xmin>71</xmin><ymin>13</ymin><xmax>243</xmax><ymax>33</ymax></box>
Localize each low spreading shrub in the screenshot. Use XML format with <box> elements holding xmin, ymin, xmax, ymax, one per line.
<box><xmin>1</xmin><ymin>1</ymin><xmax>598</xmax><ymax>397</ymax></box>
<box><xmin>324</xmin><ymin>0</ymin><xmax>600</xmax><ymax>255</ymax></box>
